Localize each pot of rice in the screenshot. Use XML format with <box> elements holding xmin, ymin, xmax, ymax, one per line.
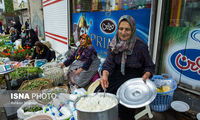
<box><xmin>74</xmin><ymin>93</ymin><xmax>119</xmax><ymax>120</ymax></box>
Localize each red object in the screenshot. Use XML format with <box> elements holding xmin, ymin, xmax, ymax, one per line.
<box><xmin>35</xmin><ymin>25</ymin><xmax>38</xmax><ymax>36</ymax></box>
<box><xmin>91</xmin><ymin>72</ymin><xmax>100</xmax><ymax>82</ymax></box>
<box><xmin>0</xmin><ymin>20</ymin><xmax>3</xmax><ymax>26</ymax></box>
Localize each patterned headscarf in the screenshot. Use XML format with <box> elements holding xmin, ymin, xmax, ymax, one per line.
<box><xmin>75</xmin><ymin>34</ymin><xmax>92</xmax><ymax>60</ymax></box>
<box><xmin>79</xmin><ymin>34</ymin><xmax>92</xmax><ymax>48</ymax></box>
<box><xmin>110</xmin><ymin>15</ymin><xmax>137</xmax><ymax>75</ymax></box>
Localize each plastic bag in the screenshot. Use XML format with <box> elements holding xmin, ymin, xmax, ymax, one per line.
<box><xmin>14</xmin><ymin>39</ymin><xmax>22</xmax><ymax>49</ymax></box>
<box><xmin>40</xmin><ymin>61</ymin><xmax>58</xmax><ymax>71</ymax></box>
<box><xmin>37</xmin><ymin>87</ymin><xmax>69</xmax><ymax>104</ymax></box>
<box><xmin>35</xmin><ymin>59</ymin><xmax>47</xmax><ymax>67</ymax></box>
<box><xmin>17</xmin><ymin>100</ymin><xmax>44</xmax><ymax>120</ymax></box>
<box><xmin>43</xmin><ymin>67</ymin><xmax>64</xmax><ymax>86</ymax></box>
<box><xmin>0</xmin><ymin>57</ymin><xmax>10</xmax><ymax>63</ymax></box>
<box><xmin>154</xmin><ymin>79</ymin><xmax>174</xmax><ymax>89</ymax></box>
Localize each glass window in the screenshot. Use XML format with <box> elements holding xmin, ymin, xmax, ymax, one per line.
<box><xmin>168</xmin><ymin>0</ymin><xmax>200</xmax><ymax>27</ymax></box>
<box><xmin>72</xmin><ymin>0</ymin><xmax>152</xmax><ymax>13</ymax></box>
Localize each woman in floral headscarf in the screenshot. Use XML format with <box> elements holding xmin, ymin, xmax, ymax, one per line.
<box><xmin>97</xmin><ymin>15</ymin><xmax>155</xmax><ymax>120</ymax></box>
<box><xmin>60</xmin><ymin>34</ymin><xmax>100</xmax><ymax>88</ymax></box>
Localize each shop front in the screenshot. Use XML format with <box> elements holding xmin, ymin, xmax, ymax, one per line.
<box><xmin>71</xmin><ymin>0</ymin><xmax>153</xmax><ymax>59</ymax></box>
<box><xmin>159</xmin><ymin>0</ymin><xmax>200</xmax><ymax>93</ymax></box>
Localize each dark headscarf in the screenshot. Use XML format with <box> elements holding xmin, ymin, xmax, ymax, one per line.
<box><xmin>29</xmin><ymin>29</ymin><xmax>39</xmax><ymax>47</ymax></box>
<box><xmin>35</xmin><ymin>41</ymin><xmax>45</xmax><ymax>49</ymax></box>
<box><xmin>110</xmin><ymin>15</ymin><xmax>137</xmax><ymax>75</ymax></box>
<box><xmin>34</xmin><ymin>41</ymin><xmax>46</xmax><ymax>54</ymax></box>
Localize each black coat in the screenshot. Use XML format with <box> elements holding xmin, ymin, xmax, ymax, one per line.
<box><xmin>32</xmin><ymin>45</ymin><xmax>55</xmax><ymax>62</ymax></box>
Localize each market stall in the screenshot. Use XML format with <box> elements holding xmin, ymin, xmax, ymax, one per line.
<box><xmin>0</xmin><ymin>35</ymin><xmax>72</xmax><ymax>119</ymax></box>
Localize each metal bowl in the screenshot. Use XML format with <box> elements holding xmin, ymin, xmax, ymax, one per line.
<box><xmin>117</xmin><ymin>78</ymin><xmax>157</xmax><ymax>108</ymax></box>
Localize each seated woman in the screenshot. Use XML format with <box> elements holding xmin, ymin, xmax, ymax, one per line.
<box><xmin>4</xmin><ymin>25</ymin><xmax>10</xmax><ymax>34</ymax></box>
<box><xmin>29</xmin><ymin>41</ymin><xmax>55</xmax><ymax>62</ymax></box>
<box><xmin>10</xmin><ymin>28</ymin><xmax>18</xmax><ymax>42</ymax></box>
<box><xmin>27</xmin><ymin>29</ymin><xmax>39</xmax><ymax>48</ymax></box>
<box><xmin>21</xmin><ymin>28</ymin><xmax>28</xmax><ymax>48</ymax></box>
<box><xmin>60</xmin><ymin>34</ymin><xmax>100</xmax><ymax>88</ymax></box>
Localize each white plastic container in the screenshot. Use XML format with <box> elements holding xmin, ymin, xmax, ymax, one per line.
<box><xmin>59</xmin><ymin>106</ymin><xmax>72</xmax><ymax>118</ymax></box>
<box><xmin>49</xmin><ymin>105</ymin><xmax>61</xmax><ymax>117</ymax></box>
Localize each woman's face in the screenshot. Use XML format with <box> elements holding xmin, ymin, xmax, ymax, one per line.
<box><xmin>118</xmin><ymin>21</ymin><xmax>132</xmax><ymax>41</ymax></box>
<box><xmin>80</xmin><ymin>37</ymin><xmax>86</xmax><ymax>46</ymax></box>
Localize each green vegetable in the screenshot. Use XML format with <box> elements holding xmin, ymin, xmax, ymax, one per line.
<box><xmin>11</xmin><ymin>67</ymin><xmax>43</xmax><ymax>80</ymax></box>
<box><xmin>21</xmin><ymin>79</ymin><xmax>49</xmax><ymax>90</ymax></box>
<box><xmin>24</xmin><ymin>105</ymin><xmax>42</xmax><ymax>112</ymax></box>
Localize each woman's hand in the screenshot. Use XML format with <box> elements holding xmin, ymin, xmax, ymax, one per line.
<box><xmin>28</xmin><ymin>56</ymin><xmax>32</xmax><ymax>60</ymax></box>
<box><xmin>100</xmin><ymin>70</ymin><xmax>109</xmax><ymax>89</ymax></box>
<box><xmin>142</xmin><ymin>72</ymin><xmax>151</xmax><ymax>83</ymax></box>
<box><xmin>75</xmin><ymin>68</ymin><xmax>83</xmax><ymax>75</ymax></box>
<box><xmin>60</xmin><ymin>63</ymin><xmax>65</xmax><ymax>68</ymax></box>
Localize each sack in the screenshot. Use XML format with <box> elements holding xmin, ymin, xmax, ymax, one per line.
<box><xmin>43</xmin><ymin>67</ymin><xmax>64</xmax><ymax>86</ymax></box>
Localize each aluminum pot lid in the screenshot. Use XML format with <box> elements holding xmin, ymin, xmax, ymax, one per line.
<box><xmin>117</xmin><ymin>78</ymin><xmax>157</xmax><ymax>108</ymax></box>
<box><xmin>197</xmin><ymin>113</ymin><xmax>200</xmax><ymax>120</ymax></box>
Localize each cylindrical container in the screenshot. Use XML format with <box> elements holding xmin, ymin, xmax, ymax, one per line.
<box><xmin>118</xmin><ymin>0</ymin><xmax>123</xmax><ymax>10</ymax></box>
<box><xmin>74</xmin><ymin>93</ymin><xmax>119</xmax><ymax>120</ymax></box>
<box><xmin>114</xmin><ymin>0</ymin><xmax>119</xmax><ymax>10</ymax></box>
<box><xmin>49</xmin><ymin>105</ymin><xmax>61</xmax><ymax>117</ymax></box>
<box><xmin>101</xmin><ymin>0</ymin><xmax>106</xmax><ymax>10</ymax></box>
<box><xmin>59</xmin><ymin>106</ymin><xmax>72</xmax><ymax>118</ymax></box>
<box><xmin>106</xmin><ymin>0</ymin><xmax>111</xmax><ymax>10</ymax></box>
<box><xmin>123</xmin><ymin>0</ymin><xmax>129</xmax><ymax>9</ymax></box>
<box><xmin>76</xmin><ymin>0</ymin><xmax>81</xmax><ymax>12</ymax></box>
<box><xmin>91</xmin><ymin>0</ymin><xmax>98</xmax><ymax>11</ymax></box>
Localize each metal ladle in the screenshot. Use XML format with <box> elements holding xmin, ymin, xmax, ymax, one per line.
<box><xmin>103</xmin><ymin>88</ymin><xmax>106</xmax><ymax>97</ymax></box>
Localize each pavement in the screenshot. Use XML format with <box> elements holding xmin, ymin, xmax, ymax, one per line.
<box><xmin>0</xmin><ymin>88</ymin><xmax>199</xmax><ymax>120</ymax></box>
<box><xmin>137</xmin><ymin>88</ymin><xmax>200</xmax><ymax>120</ymax></box>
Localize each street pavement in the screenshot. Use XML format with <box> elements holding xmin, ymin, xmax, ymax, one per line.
<box><xmin>0</xmin><ymin>88</ymin><xmax>199</xmax><ymax>120</ymax></box>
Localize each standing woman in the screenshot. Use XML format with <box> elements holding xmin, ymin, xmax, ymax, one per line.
<box><xmin>60</xmin><ymin>34</ymin><xmax>100</xmax><ymax>88</ymax></box>
<box><xmin>99</xmin><ymin>15</ymin><xmax>155</xmax><ymax>120</ymax></box>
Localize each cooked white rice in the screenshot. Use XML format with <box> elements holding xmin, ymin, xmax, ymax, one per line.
<box><xmin>76</xmin><ymin>94</ymin><xmax>118</xmax><ymax>112</ymax></box>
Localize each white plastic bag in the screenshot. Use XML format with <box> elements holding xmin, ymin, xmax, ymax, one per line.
<box><xmin>43</xmin><ymin>67</ymin><xmax>64</xmax><ymax>86</ymax></box>
<box><xmin>17</xmin><ymin>100</ymin><xmax>44</xmax><ymax>120</ymax></box>
<box><xmin>14</xmin><ymin>39</ymin><xmax>22</xmax><ymax>49</ymax></box>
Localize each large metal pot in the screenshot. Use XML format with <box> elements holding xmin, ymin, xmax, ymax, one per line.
<box><xmin>74</xmin><ymin>93</ymin><xmax>119</xmax><ymax>120</ymax></box>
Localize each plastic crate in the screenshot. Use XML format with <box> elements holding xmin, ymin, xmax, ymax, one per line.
<box><xmin>35</xmin><ymin>59</ymin><xmax>47</xmax><ymax>67</ymax></box>
<box><xmin>150</xmin><ymin>74</ymin><xmax>177</xmax><ymax>112</ymax></box>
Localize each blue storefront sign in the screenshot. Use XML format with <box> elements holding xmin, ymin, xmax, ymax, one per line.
<box><xmin>72</xmin><ymin>9</ymin><xmax>151</xmax><ymax>58</ymax></box>
<box><xmin>170</xmin><ymin>49</ymin><xmax>200</xmax><ymax>81</ymax></box>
